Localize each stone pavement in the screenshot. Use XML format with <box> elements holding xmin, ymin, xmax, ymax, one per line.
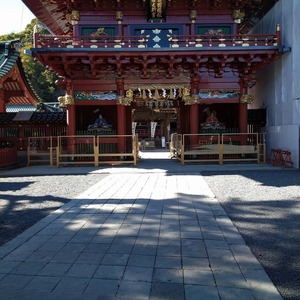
<box><xmin>0</xmin><ymin>153</ymin><xmax>283</xmax><ymax>299</ymax></box>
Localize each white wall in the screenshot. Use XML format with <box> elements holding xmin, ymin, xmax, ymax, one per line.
<box><xmin>265</xmin><ymin>125</ymin><xmax>299</xmax><ymax>168</ymax></box>
<box><xmin>252</xmin><ymin>0</ymin><xmax>300</xmax><ymax>168</ymax></box>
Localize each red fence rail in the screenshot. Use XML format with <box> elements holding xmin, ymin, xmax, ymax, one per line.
<box><xmin>0</xmin><ymin>148</ymin><xmax>17</xmax><ymax>168</ymax></box>
<box><xmin>34</xmin><ymin>33</ymin><xmax>280</xmax><ymax>50</ymax></box>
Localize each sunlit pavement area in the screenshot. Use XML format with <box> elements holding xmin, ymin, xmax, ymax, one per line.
<box><xmin>0</xmin><ymin>153</ymin><xmax>284</xmax><ymax>299</ymax></box>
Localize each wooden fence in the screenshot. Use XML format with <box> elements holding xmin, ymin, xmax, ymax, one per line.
<box><xmin>25</xmin><ymin>133</ymin><xmax>267</xmax><ymax>167</ymax></box>
<box><xmin>0</xmin><ymin>148</ymin><xmax>17</xmax><ymax>168</ymax></box>
<box><xmin>170</xmin><ymin>133</ymin><xmax>266</xmax><ymax>165</ymax></box>
<box><xmin>27</xmin><ymin>135</ymin><xmax>139</xmax><ymax>167</ymax></box>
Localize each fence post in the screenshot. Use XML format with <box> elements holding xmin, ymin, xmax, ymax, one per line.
<box><xmin>181</xmin><ymin>135</ymin><xmax>185</xmax><ymax>165</ymax></box>
<box><xmin>262</xmin><ymin>143</ymin><xmax>266</xmax><ymax>163</ymax></box>
<box><xmin>218</xmin><ymin>144</ymin><xmax>223</xmax><ymax>164</ymax></box>
<box><xmin>133</xmin><ymin>135</ymin><xmax>137</xmax><ymax>166</ymax></box>
<box><xmin>94</xmin><ymin>146</ymin><xmax>98</xmax><ymax>166</ymax></box>
<box><xmin>50</xmin><ymin>147</ymin><xmax>53</xmax><ymax>166</ymax></box>
<box><xmin>27</xmin><ymin>150</ymin><xmax>30</xmax><ymax>166</ymax></box>
<box><xmin>56</xmin><ymin>137</ymin><xmax>60</xmax><ymax>167</ymax></box>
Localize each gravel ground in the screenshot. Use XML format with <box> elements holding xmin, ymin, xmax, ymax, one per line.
<box><xmin>0</xmin><ymin>173</ymin><xmax>107</xmax><ymax>246</ymax></box>
<box><xmin>202</xmin><ymin>170</ymin><xmax>300</xmax><ymax>300</ymax></box>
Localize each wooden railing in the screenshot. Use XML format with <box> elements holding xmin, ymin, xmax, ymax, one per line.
<box><xmin>34</xmin><ymin>34</ymin><xmax>150</xmax><ymax>49</ymax></box>
<box><xmin>27</xmin><ymin>136</ymin><xmax>57</xmax><ymax>166</ymax></box>
<box><xmin>0</xmin><ymin>125</ymin><xmax>66</xmax><ymax>151</ymax></box>
<box><xmin>34</xmin><ymin>32</ymin><xmax>280</xmax><ymax>50</ymax></box>
<box><xmin>168</xmin><ymin>33</ymin><xmax>279</xmax><ymax>48</ymax></box>
<box><xmin>170</xmin><ymin>133</ymin><xmax>266</xmax><ymax>165</ymax></box>
<box><xmin>27</xmin><ymin>135</ymin><xmax>138</xmax><ymax>167</ymax></box>
<box><xmin>26</xmin><ymin>133</ymin><xmax>267</xmax><ymax>166</ymax></box>
<box><xmin>95</xmin><ymin>135</ymin><xmax>138</xmax><ymax>165</ymax></box>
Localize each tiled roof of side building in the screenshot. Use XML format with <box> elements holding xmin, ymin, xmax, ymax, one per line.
<box><xmin>0</xmin><ymin>112</ymin><xmax>66</xmax><ymax>123</ymax></box>
<box><xmin>30</xmin><ymin>111</ymin><xmax>67</xmax><ymax>123</ymax></box>
<box><xmin>0</xmin><ymin>40</ymin><xmax>41</xmax><ymax>107</ymax></box>
<box><xmin>0</xmin><ymin>113</ymin><xmax>16</xmax><ymax>123</ymax></box>
<box><xmin>6</xmin><ymin>105</ymin><xmax>37</xmax><ymax>113</ymax></box>
<box><xmin>0</xmin><ymin>41</ymin><xmax>19</xmax><ymax>78</ymax></box>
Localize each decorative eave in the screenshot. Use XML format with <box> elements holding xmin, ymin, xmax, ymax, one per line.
<box><xmin>22</xmin><ymin>0</ymin><xmax>68</xmax><ymax>35</ymax></box>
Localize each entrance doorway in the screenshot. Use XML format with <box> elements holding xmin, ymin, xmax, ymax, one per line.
<box><xmin>132</xmin><ymin>107</ymin><xmax>178</xmax><ymax>150</ymax></box>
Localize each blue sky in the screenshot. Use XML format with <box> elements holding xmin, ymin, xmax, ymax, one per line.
<box><xmin>0</xmin><ymin>0</ymin><xmax>36</xmax><ymax>36</ymax></box>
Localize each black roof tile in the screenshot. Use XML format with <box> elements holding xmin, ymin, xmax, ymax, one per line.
<box><xmin>0</xmin><ymin>112</ymin><xmax>66</xmax><ymax>124</ymax></box>
<box><xmin>0</xmin><ymin>113</ymin><xmax>17</xmax><ymax>123</ymax></box>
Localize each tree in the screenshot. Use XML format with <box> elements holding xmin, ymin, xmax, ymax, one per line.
<box><xmin>0</xmin><ymin>19</ymin><xmax>63</xmax><ymax>102</ymax></box>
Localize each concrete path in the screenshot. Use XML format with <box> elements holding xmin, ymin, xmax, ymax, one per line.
<box><xmin>0</xmin><ymin>154</ymin><xmax>283</xmax><ymax>299</ymax></box>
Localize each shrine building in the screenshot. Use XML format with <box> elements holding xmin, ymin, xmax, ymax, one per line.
<box><xmin>18</xmin><ymin>0</ymin><xmax>298</xmax><ymax>167</ymax></box>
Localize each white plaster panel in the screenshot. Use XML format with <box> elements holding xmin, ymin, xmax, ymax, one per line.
<box><xmin>266</xmin><ymin>125</ymin><xmax>299</xmax><ymax>168</ymax></box>
<box><xmin>291</xmin><ymin>0</ymin><xmax>300</xmax><ymax>103</ymax></box>
<box><xmin>252</xmin><ymin>1</ymin><xmax>300</xmax><ymax>168</ymax></box>
<box><xmin>266</xmin><ymin>105</ymin><xmax>276</xmax><ymax>126</ymax></box>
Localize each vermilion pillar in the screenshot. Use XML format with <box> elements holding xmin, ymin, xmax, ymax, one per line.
<box><xmin>190</xmin><ymin>104</ymin><xmax>199</xmax><ymax>134</ymax></box>
<box><xmin>239</xmin><ymin>103</ymin><xmax>248</xmax><ymax>133</ymax></box>
<box><xmin>67</xmin><ymin>104</ymin><xmax>76</xmax><ymax>136</ymax></box>
<box><xmin>0</xmin><ymin>88</ymin><xmax>6</xmax><ymax>112</ymax></box>
<box><xmin>190</xmin><ymin>76</ymin><xmax>200</xmax><ymax>134</ymax></box>
<box><xmin>116</xmin><ymin>78</ymin><xmax>126</xmax><ymax>152</ymax></box>
<box><xmin>239</xmin><ymin>77</ymin><xmax>248</xmax><ymax>134</ymax></box>
<box><xmin>117</xmin><ymin>105</ymin><xmax>126</xmax><ymax>136</ymax></box>
<box><xmin>65</xmin><ymin>80</ymin><xmax>76</xmax><ymax>136</ymax></box>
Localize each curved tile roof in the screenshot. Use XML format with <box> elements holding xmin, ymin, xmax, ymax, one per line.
<box><xmin>0</xmin><ymin>40</ymin><xmax>41</xmax><ymax>110</ymax></box>
<box><xmin>0</xmin><ymin>41</ymin><xmax>19</xmax><ymax>78</ymax></box>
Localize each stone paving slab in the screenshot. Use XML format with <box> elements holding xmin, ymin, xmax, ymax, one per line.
<box><xmin>0</xmin><ymin>171</ymin><xmax>283</xmax><ymax>299</ymax></box>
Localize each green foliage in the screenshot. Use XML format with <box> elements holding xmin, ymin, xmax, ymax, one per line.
<box><xmin>0</xmin><ymin>19</ymin><xmax>63</xmax><ymax>102</ymax></box>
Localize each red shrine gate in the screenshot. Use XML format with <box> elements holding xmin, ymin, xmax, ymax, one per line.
<box><xmin>22</xmin><ymin>0</ymin><xmax>286</xmax><ymax>165</ymax></box>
